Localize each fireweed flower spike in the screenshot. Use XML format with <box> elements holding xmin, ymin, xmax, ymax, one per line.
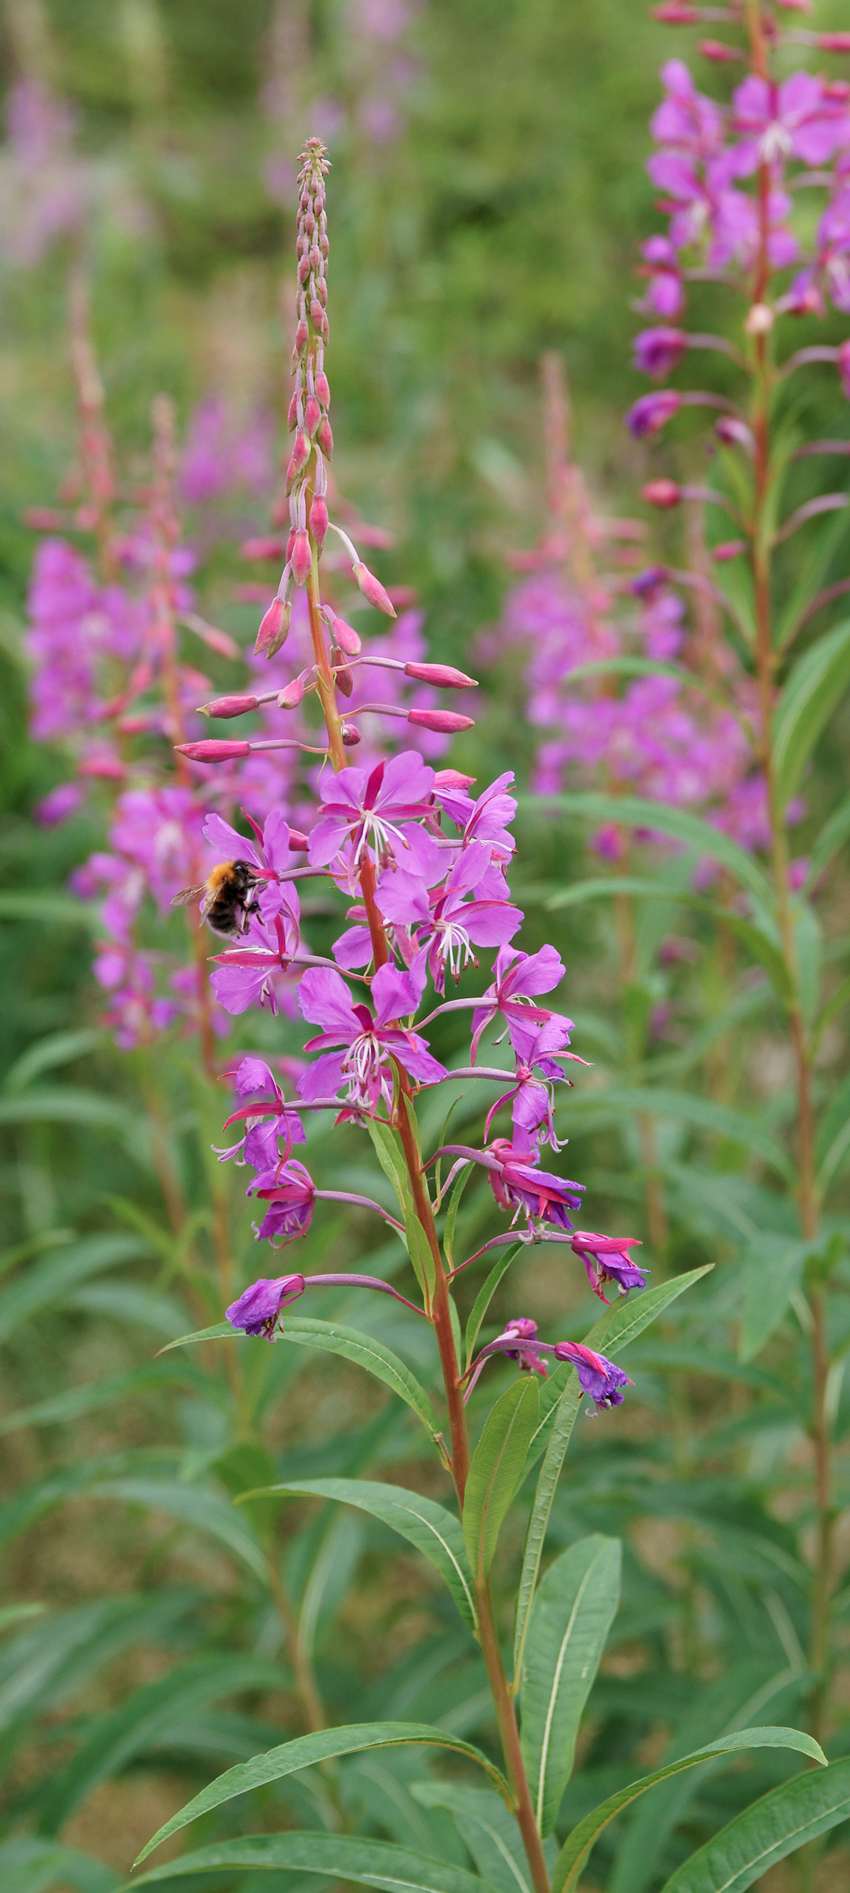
<box><xmin>169</xmin><ymin>133</ymin><xmax>652</xmax><ymax>1893</ymax></box>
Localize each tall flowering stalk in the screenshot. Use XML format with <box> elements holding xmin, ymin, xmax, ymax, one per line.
<box><xmin>132</xmin><ymin>137</ymin><xmax>830</xmax><ymax>1893</ymax></box>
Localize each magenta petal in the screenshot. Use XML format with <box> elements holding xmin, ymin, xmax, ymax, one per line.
<box><xmin>372</xmin><ymin>959</ymin><xmax>424</xmax><ymax>1025</ymax></box>
<box><xmin>298</xmin><ymin>966</ymin><xmax>360</xmax><ymax>1035</ymax></box>
<box><xmin>297</xmin><ymin>1048</ymin><xmax>348</xmax><ymax>1102</ymax></box>
<box><xmin>204</xmin><ymin>812</ymin><xmax>257</xmax><ymax>863</ymax></box>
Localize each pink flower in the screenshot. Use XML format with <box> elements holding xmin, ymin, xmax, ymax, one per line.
<box><xmin>307</xmin><ymin>751</ymin><xmax>435</xmax><ymax>872</ymax></box>
<box><xmin>486</xmin><ymin>1138</ymin><xmax>584</xmax><ymax>1231</ymax></box>
<box><xmin>297</xmin><ymin>962</ymin><xmax>447</xmax><ymax>1109</ymax></box>
<box><xmin>377</xmin><ymin>841</ymin><xmax>523</xmax><ymax>992</ymax></box>
<box><xmin>732</xmin><ymin>71</ymin><xmax>848</xmax><ymax>173</ymax></box>
<box><xmin>226</xmin><ymin>1272</ymin><xmax>305</xmax><ymax>1337</ymax></box>
<box><xmin>633</xmin><ymin>327</ymin><xmax>688</xmax><ymax>378</ymax></box>
<box><xmin>571</xmin><ymin>1232</ymin><xmax>646</xmax><ymax>1302</ymax></box>
<box><xmin>552</xmin><ymin>1341</ymin><xmax>632</xmax><ymax>1410</ymax></box>
<box><xmin>471</xmin><ymin>944</ymin><xmax>566</xmax><ymax>1063</ymax></box>
<box><xmin>247</xmin><ymin>1158</ymin><xmax>316</xmax><ymax>1245</ymax></box>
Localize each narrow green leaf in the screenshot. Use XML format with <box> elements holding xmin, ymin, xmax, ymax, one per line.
<box><xmin>0</xmin><ymin>1604</ymin><xmax>46</xmax><ymax>1634</ymax></box>
<box><xmin>0</xmin><ymin>891</ymin><xmax>101</xmax><ymax>930</ymax></box>
<box><xmin>546</xmin><ymin>875</ymin><xmax>690</xmax><ymax>911</ymax></box>
<box><xmin>463</xmin><ymin>1378</ymin><xmax>540</xmax><ymax>1581</ymax></box>
<box><xmin>0</xmin><ymin>1088</ymin><xmax>138</xmax><ymax>1135</ymax></box>
<box><xmin>252</xmin><ymin>1478</ymin><xmax>477</xmax><ymax>1632</ymax></box>
<box><xmin>0</xmin><ymin>1838</ymin><xmax>119</xmax><ymax>1893</ymax></box>
<box><xmin>565</xmin><ymin>1087</ymin><xmax>794</xmax><ymax>1183</ymax></box>
<box><xmin>465</xmin><ymin>1245</ymin><xmax>524</xmax><ymax>1369</ymax></box>
<box><xmin>551</xmin><ymin>1727</ymin><xmax>827</xmax><ymax>1893</ymax></box>
<box><xmin>3</xmin><ymin>1029</ymin><xmax>106</xmax><ymax>1094</ymax></box>
<box><xmin>738</xmin><ymin>1237</ymin><xmax>810</xmax><ymax>1362</ymax></box>
<box><xmin>134</xmin><ymin>1722</ymin><xmax>510</xmax><ymax>1863</ymax></box>
<box><xmin>36</xmin><ymin>1655</ymin><xmax>287</xmax><ymax>1835</ymax></box>
<box><xmin>773</xmin><ymin>617</ymin><xmax>850</xmax><ymax>811</ymax></box>
<box><xmin>158</xmin><ymin>1321</ymin><xmax>236</xmax><ymax>1351</ymax></box>
<box><xmin>534</xmin><ymin>792</ymin><xmax>775</xmax><ymax>908</ymax></box>
<box><xmin>126</xmin><ymin>1832</ymin><xmax>498</xmax><ymax>1892</ymax></box>
<box><xmin>404</xmin><ymin>1204</ymin><xmax>437</xmax><ymax>1301</ymax></box>
<box><xmin>520</xmin><ymin>1536</ymin><xmax>621</xmax><ymax>1836</ymax></box>
<box><xmin>806</xmin><ymin>791</ymin><xmax>850</xmax><ymax>891</ymax></box>
<box><xmin>775</xmin><ymin>503</ymin><xmax>850</xmax><ymax>651</ymax></box>
<box><xmin>585</xmin><ymin>1266</ymin><xmax>714</xmax><ymax>1361</ymax></box>
<box><xmin>90</xmin><ymin>1478</ymin><xmax>268</xmax><ymax>1583</ymax></box>
<box><xmin>659</xmin><ymin>1756</ymin><xmax>850</xmax><ymax>1893</ymax></box>
<box><xmin>414</xmin><ymin>1781</ymin><xmax>559</xmax><ymax>1893</ymax></box>
<box><xmin>443</xmin><ymin>1161</ymin><xmax>474</xmax><ymax>1270</ymax></box>
<box><xmin>0</xmin><ymin>1235</ymin><xmax>149</xmax><ymax>1345</ymax></box>
<box><xmin>816</xmin><ymin>1069</ymin><xmax>850</xmax><ymax>1196</ymax></box>
<box><xmin>366</xmin><ymin>1118</ymin><xmax>410</xmax><ymax>1217</ymax></box>
<box><xmin>513</xmin><ymin>1383</ymin><xmax>582</xmax><ymax>1684</ymax></box>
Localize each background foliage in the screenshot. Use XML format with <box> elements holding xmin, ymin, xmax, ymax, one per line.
<box><xmin>3</xmin><ymin>2</ymin><xmax>850</xmax><ymax>1889</ymax></box>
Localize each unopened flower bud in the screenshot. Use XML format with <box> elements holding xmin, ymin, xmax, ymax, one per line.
<box><xmin>310</xmin><ymin>302</ymin><xmax>329</xmax><ymax>340</ymax></box>
<box><xmin>627</xmin><ymin>391</ymin><xmax>682</xmax><ymax>437</ymax></box>
<box><xmin>353</xmin><ymin>561</ymin><xmax>397</xmax><ymax>617</ymax></box>
<box><xmin>200</xmin><ymin>693</ymin><xmax>261</xmax><ymax>719</ymax></box>
<box><xmin>408</xmin><ymin>709</ymin><xmax>474</xmax><ymax>734</ymax></box>
<box><xmin>331</xmin><ymin>646</ymin><xmax>354</xmax><ymax>695</ymax></box>
<box><xmin>289</xmin><ymin>828</ymin><xmax>309</xmax><ymax>850</ymax></box>
<box><xmin>698</xmin><ymin>38</ymin><xmax>743</xmax><ymax>61</ymax></box>
<box><xmin>317</xmin><ymin>416</ymin><xmax>334</xmax><ymax>458</ymax></box>
<box><xmin>329</xmin><ymin>613</ymin><xmax>361</xmax><ymax>655</ymax></box>
<box><xmin>305</xmin><ymin>393</ymin><xmax>321</xmax><ymax>435</ymax></box>
<box><xmin>817</xmin><ymin>33</ymin><xmax>850</xmax><ymax>51</ymax></box>
<box><xmin>746</xmin><ymin>302</ymin><xmax>774</xmax><ymax>337</ymax></box>
<box><xmin>310</xmin><ymin>493</ymin><xmax>329</xmax><ymax>547</ymax></box>
<box><xmin>176</xmin><ymin>739</ymin><xmax>251</xmax><ymax>762</ymax></box>
<box><xmin>316</xmin><ymin>369</ymin><xmax>331</xmax><ymax>406</ymax></box>
<box><xmin>278</xmin><ymin>676</ymin><xmax>305</xmax><ymax>708</ymax></box>
<box><xmin>404</xmin><ymin>661</ymin><xmax>478</xmax><ymax>688</ymax></box>
<box><xmin>286</xmin><ymin>430</ymin><xmax>311</xmax><ymax>489</ymax></box>
<box><xmin>652</xmin><ymin>2</ymin><xmax>699</xmax><ymax>16</ymax></box>
<box><xmin>291</xmin><ymin>528</ymin><xmax>312</xmax><ymax>586</ymax></box>
<box><xmin>433</xmin><ymin>768</ymin><xmax>476</xmax><ymax>791</ymax></box>
<box><xmin>712</xmin><ymin>540</ymin><xmax>748</xmax><ymax>562</ymax></box>
<box><xmin>341</xmin><ymin>722</ymin><xmax>361</xmax><ymax>746</ymax></box>
<box><xmin>642</xmin><ymin>479</ymin><xmax>681</xmax><ymax>508</ymax></box>
<box><xmin>255</xmin><ymin>595</ymin><xmax>291</xmax><ymax>658</ymax></box>
<box><xmin>715</xmin><ymin>416</ymin><xmax>755</xmax><ymax>454</ymax></box>
<box><xmin>293</xmin><ymin>320</ymin><xmax>309</xmax><ymax>353</ymax></box>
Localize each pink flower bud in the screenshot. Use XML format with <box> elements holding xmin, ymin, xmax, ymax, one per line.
<box><xmin>298</xmin><ymin>253</ymin><xmax>311</xmax><ymax>284</ymax></box>
<box><xmin>279</xmin><ymin>676</ymin><xmax>305</xmax><ymax>707</ymax></box>
<box><xmin>714</xmin><ymin>417</ymin><xmax>754</xmax><ymax>454</ymax></box>
<box><xmin>287</xmin><ymin>392</ymin><xmax>299</xmax><ymax>429</ymax></box>
<box><xmin>176</xmin><ymin>740</ymin><xmax>251</xmax><ymax>762</ymax></box>
<box><xmin>652</xmin><ymin>2</ymin><xmax>699</xmax><ymax>15</ymax></box>
<box><xmin>240</xmin><ymin>535</ymin><xmax>287</xmax><ymax>560</ymax></box>
<box><xmin>408</xmin><ymin>709</ymin><xmax>474</xmax><ymax>734</ymax></box>
<box><xmin>310</xmin><ymin>493</ymin><xmax>329</xmax><ymax>546</ymax></box>
<box><xmin>329</xmin><ymin>613</ymin><xmax>361</xmax><ymax>655</ymax></box>
<box><xmin>434</xmin><ymin>768</ymin><xmax>476</xmax><ymax>791</ymax></box>
<box><xmin>286</xmin><ymin>430</ymin><xmax>311</xmax><ymax>488</ymax></box>
<box><xmin>305</xmin><ymin>393</ymin><xmax>321</xmax><ymax>435</ymax></box>
<box><xmin>712</xmin><ymin>540</ymin><xmax>748</xmax><ymax>562</ymax></box>
<box><xmin>697</xmin><ymin>38</ymin><xmax>743</xmax><ymax>61</ymax></box>
<box><xmin>331</xmin><ymin>647</ymin><xmax>354</xmax><ymax>696</ymax></box>
<box><xmin>317</xmin><ymin>417</ymin><xmax>334</xmax><ymax>458</ymax></box>
<box><xmin>310</xmin><ymin>301</ymin><xmax>329</xmax><ymax>340</ymax></box>
<box><xmin>341</xmin><ymin>723</ymin><xmax>361</xmax><ymax>746</ymax></box>
<box><xmin>404</xmin><ymin>661</ymin><xmax>478</xmax><ymax>688</ymax></box>
<box><xmin>77</xmin><ymin>753</ymin><xmax>127</xmax><ymax>778</ymax></box>
<box><xmin>817</xmin><ymin>33</ymin><xmax>850</xmax><ymax>51</ymax></box>
<box><xmin>642</xmin><ymin>479</ymin><xmax>681</xmax><ymax>509</ymax></box>
<box><xmin>254</xmin><ymin>596</ymin><xmax>291</xmax><ymax>658</ymax></box>
<box><xmin>315</xmin><ymin>369</ymin><xmax>331</xmax><ymax>406</ymax></box>
<box><xmin>289</xmin><ymin>828</ymin><xmax>309</xmax><ymax>850</ymax></box>
<box><xmin>291</xmin><ymin>528</ymin><xmax>312</xmax><ymax>586</ymax></box>
<box><xmin>286</xmin><ymin>527</ymin><xmax>296</xmax><ymax>564</ymax></box>
<box><xmin>294</xmin><ymin>320</ymin><xmax>308</xmax><ymax>352</ymax></box>
<box><xmin>199</xmin><ymin>693</ymin><xmax>260</xmax><ymax>719</ymax></box>
<box><xmin>353</xmin><ymin>561</ymin><xmax>397</xmax><ymax>617</ymax></box>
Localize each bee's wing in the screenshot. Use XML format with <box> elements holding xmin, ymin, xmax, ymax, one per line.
<box><xmin>171</xmin><ymin>883</ymin><xmax>207</xmax><ymax>908</ymax></box>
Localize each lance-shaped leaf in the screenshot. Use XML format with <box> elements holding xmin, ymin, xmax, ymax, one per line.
<box><xmin>0</xmin><ymin>1837</ymin><xmax>119</xmax><ymax>1893</ymax></box>
<box><xmin>463</xmin><ymin>1378</ymin><xmax>540</xmax><ymax>1582</ymax></box>
<box><xmin>658</xmin><ymin>1756</ymin><xmax>850</xmax><ymax>1892</ymax></box>
<box><xmin>773</xmin><ymin>617</ymin><xmax>850</xmax><ymax>812</ymax></box>
<box><xmin>535</xmin><ymin>792</ymin><xmax>775</xmax><ymax>907</ymax></box>
<box><xmin>125</xmin><ymin>1832</ymin><xmax>499</xmax><ymax>1892</ymax></box>
<box><xmin>520</xmin><ymin>1535</ymin><xmax>621</xmax><ymax>1837</ymax></box>
<box><xmin>551</xmin><ymin>1726</ymin><xmax>826</xmax><ymax>1893</ymax></box>
<box><xmin>414</xmin><ymin>1781</ymin><xmax>559</xmax><ymax>1893</ymax></box>
<box><xmin>513</xmin><ymin>1383</ymin><xmax>582</xmax><ymax>1683</ymax></box>
<box><xmin>161</xmin><ymin>1316</ymin><xmax>440</xmax><ymax>1443</ymax></box>
<box><xmin>247</xmin><ymin>1478</ymin><xmax>477</xmax><ymax>1632</ymax></box>
<box><xmin>134</xmin><ymin>1721</ymin><xmax>510</xmax><ymax>1863</ymax></box>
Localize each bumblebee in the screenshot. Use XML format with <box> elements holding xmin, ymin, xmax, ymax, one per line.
<box><xmin>172</xmin><ymin>860</ymin><xmax>262</xmax><ymax>940</ymax></box>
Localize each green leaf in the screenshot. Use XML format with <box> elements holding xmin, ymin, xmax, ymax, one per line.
<box><xmin>414</xmin><ymin>1781</ymin><xmax>559</xmax><ymax>1893</ymax></box>
<box><xmin>585</xmin><ymin>1266</ymin><xmax>714</xmax><ymax>1360</ymax></box>
<box><xmin>367</xmin><ymin>1117</ymin><xmax>436</xmax><ymax>1299</ymax></box>
<box><xmin>658</xmin><ymin>1756</ymin><xmax>850</xmax><ymax>1892</ymax></box>
<box><xmin>0</xmin><ymin>1235</ymin><xmax>149</xmax><ymax>1345</ymax></box>
<box><xmin>0</xmin><ymin>891</ymin><xmax>101</xmax><ymax>930</ymax></box>
<box><xmin>3</xmin><ymin>1029</ymin><xmax>106</xmax><ymax>1094</ymax></box>
<box><xmin>465</xmin><ymin>1245</ymin><xmax>524</xmax><ymax>1369</ymax></box>
<box><xmin>0</xmin><ymin>1088</ymin><xmax>138</xmax><ymax>1137</ymax></box>
<box><xmin>805</xmin><ymin>791</ymin><xmax>850</xmax><ymax>891</ymax></box>
<box><xmin>775</xmin><ymin>503</ymin><xmax>850</xmax><ymax>652</ymax></box>
<box><xmin>520</xmin><ymin>1536</ymin><xmax>621</xmax><ymax>1837</ymax></box>
<box><xmin>36</xmin><ymin>1655</ymin><xmax>288</xmax><ymax>1835</ymax></box>
<box><xmin>513</xmin><ymin>1382</ymin><xmax>583</xmax><ymax>1684</ymax></box>
<box><xmin>816</xmin><ymin>1070</ymin><xmax>850</xmax><ymax>1196</ymax></box>
<box><xmin>0</xmin><ymin>1604</ymin><xmax>47</xmax><ymax>1633</ymax></box>
<box><xmin>565</xmin><ymin>1087</ymin><xmax>794</xmax><ymax>1183</ymax></box>
<box><xmin>0</xmin><ymin>1838</ymin><xmax>119</xmax><ymax>1893</ymax></box>
<box><xmin>551</xmin><ymin>1727</ymin><xmax>827</xmax><ymax>1893</ymax></box>
<box><xmin>463</xmin><ymin>1378</ymin><xmax>540</xmax><ymax>1581</ymax></box>
<box><xmin>90</xmin><ymin>1478</ymin><xmax>268</xmax><ymax>1583</ymax></box>
<box><xmin>443</xmin><ymin>1161</ymin><xmax>474</xmax><ymax>1270</ymax></box>
<box><xmin>773</xmin><ymin>617</ymin><xmax>850</xmax><ymax>812</ymax></box>
<box><xmin>125</xmin><ymin>1832</ymin><xmax>498</xmax><ymax>1892</ymax></box>
<box><xmin>366</xmin><ymin>1118</ymin><xmax>410</xmax><ymax>1218</ymax></box>
<box><xmin>738</xmin><ymin>1237</ymin><xmax>811</xmax><ymax>1362</ymax></box>
<box><xmin>533</xmin><ymin>792</ymin><xmax>775</xmax><ymax>908</ymax></box>
<box><xmin>134</xmin><ymin>1722</ymin><xmax>510</xmax><ymax>1863</ymax></box>
<box><xmin>252</xmin><ymin>1478</ymin><xmax>477</xmax><ymax>1632</ymax></box>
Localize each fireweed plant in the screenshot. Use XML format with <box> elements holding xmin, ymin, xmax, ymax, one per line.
<box><xmin>123</xmin><ymin>139</ymin><xmax>850</xmax><ymax>1893</ymax></box>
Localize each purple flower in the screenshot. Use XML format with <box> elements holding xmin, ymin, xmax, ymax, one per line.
<box><xmin>247</xmin><ymin>1158</ymin><xmax>316</xmax><ymax>1245</ymax></box>
<box><xmin>627</xmin><ymin>391</ymin><xmax>682</xmax><ymax>438</ymax></box>
<box><xmin>487</xmin><ymin>1016</ymin><xmax>585</xmax><ymax>1149</ymax></box>
<box><xmin>732</xmin><ymin>71</ymin><xmax>848</xmax><ymax>173</ymax></box>
<box><xmin>471</xmin><ymin>943</ymin><xmax>566</xmax><ymax>1062</ymax></box>
<box><xmin>377</xmin><ymin>841</ymin><xmax>522</xmax><ymax>992</ymax></box>
<box><xmin>307</xmin><ymin>751</ymin><xmax>435</xmax><ymax>872</ymax></box>
<box><xmin>216</xmin><ymin>1056</ymin><xmax>305</xmax><ymax>1168</ymax></box>
<box><xmin>638</xmin><ymin>236</ymin><xmax>684</xmax><ymax>319</ymax></box>
<box><xmin>552</xmin><ymin>1341</ymin><xmax>632</xmax><ymax>1411</ymax></box>
<box><xmin>501</xmin><ymin>1317</ymin><xmax>549</xmax><ymax>1376</ymax></box>
<box><xmin>226</xmin><ymin>1272</ymin><xmax>305</xmax><ymax>1337</ymax></box>
<box><xmin>571</xmin><ymin>1232</ymin><xmax>646</xmax><ymax>1302</ymax></box>
<box><xmin>633</xmin><ymin>327</ymin><xmax>687</xmax><ymax>379</ymax></box>
<box><xmin>297</xmin><ymin>962</ymin><xmax>447</xmax><ymax>1109</ymax></box>
<box><xmin>487</xmin><ymin>1138</ymin><xmax>584</xmax><ymax>1231</ymax></box>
